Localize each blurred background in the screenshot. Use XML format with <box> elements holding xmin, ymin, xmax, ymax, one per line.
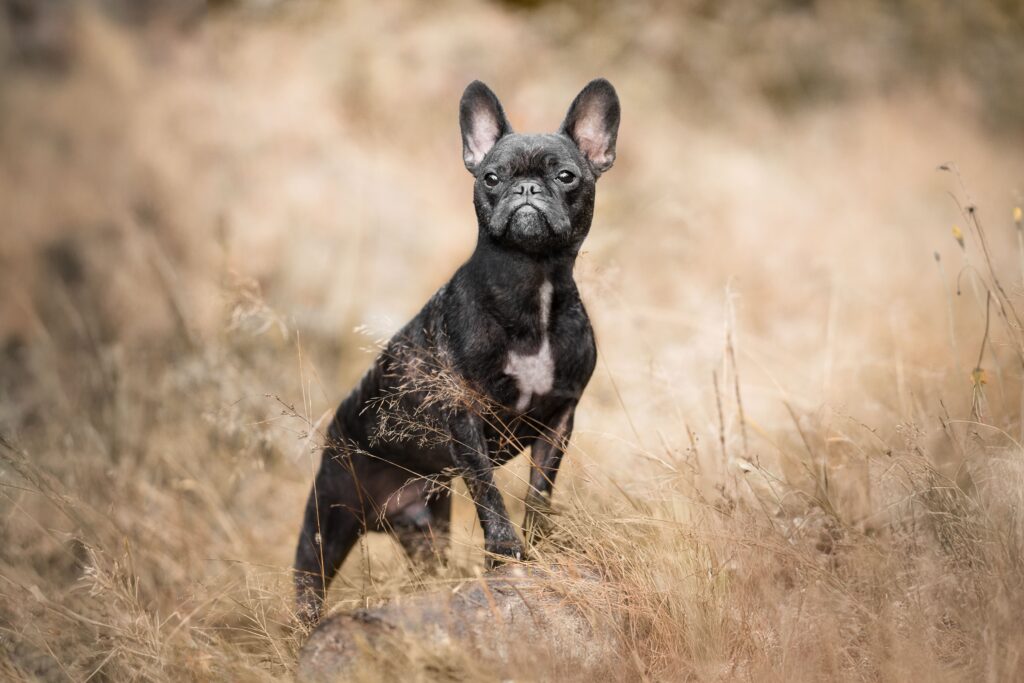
<box><xmin>1</xmin><ymin>1</ymin><xmax>1024</xmax><ymax>680</ymax></box>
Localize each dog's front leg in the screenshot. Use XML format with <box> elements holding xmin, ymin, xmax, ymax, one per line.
<box><xmin>524</xmin><ymin>401</ymin><xmax>576</xmax><ymax>547</ymax></box>
<box><xmin>449</xmin><ymin>412</ymin><xmax>524</xmax><ymax>567</ymax></box>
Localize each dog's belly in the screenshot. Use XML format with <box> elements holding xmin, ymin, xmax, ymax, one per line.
<box><xmin>372</xmin><ymin>438</ymin><xmax>455</xmax><ymax>476</ymax></box>
<box><xmin>480</xmin><ymin>397</ymin><xmax>572</xmax><ymax>464</ymax></box>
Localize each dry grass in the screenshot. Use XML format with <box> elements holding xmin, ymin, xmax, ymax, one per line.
<box><xmin>2</xmin><ymin>1</ymin><xmax>1024</xmax><ymax>680</ymax></box>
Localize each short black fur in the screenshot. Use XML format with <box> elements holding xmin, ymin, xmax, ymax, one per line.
<box><xmin>294</xmin><ymin>79</ymin><xmax>620</xmax><ymax>623</ymax></box>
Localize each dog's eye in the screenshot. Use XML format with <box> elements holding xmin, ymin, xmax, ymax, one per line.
<box><xmin>556</xmin><ymin>170</ymin><xmax>576</xmax><ymax>184</ymax></box>
<box><xmin>483</xmin><ymin>173</ymin><xmax>500</xmax><ymax>188</ymax></box>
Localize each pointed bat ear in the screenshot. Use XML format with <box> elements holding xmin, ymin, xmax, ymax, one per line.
<box><xmin>558</xmin><ymin>78</ymin><xmax>620</xmax><ymax>176</ymax></box>
<box><xmin>459</xmin><ymin>81</ymin><xmax>513</xmax><ymax>173</ymax></box>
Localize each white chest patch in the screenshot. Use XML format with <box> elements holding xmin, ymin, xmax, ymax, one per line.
<box><xmin>504</xmin><ymin>281</ymin><xmax>555</xmax><ymax>411</ymax></box>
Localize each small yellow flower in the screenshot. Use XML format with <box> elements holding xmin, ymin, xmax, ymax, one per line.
<box><xmin>971</xmin><ymin>367</ymin><xmax>988</xmax><ymax>386</ymax></box>
<box><xmin>952</xmin><ymin>224</ymin><xmax>965</xmax><ymax>249</ymax></box>
<box><xmin>1014</xmin><ymin>206</ymin><xmax>1022</xmax><ymax>224</ymax></box>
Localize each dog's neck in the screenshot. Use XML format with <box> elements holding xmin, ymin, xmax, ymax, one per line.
<box><xmin>463</xmin><ymin>237</ymin><xmax>578</xmax><ymax>333</ymax></box>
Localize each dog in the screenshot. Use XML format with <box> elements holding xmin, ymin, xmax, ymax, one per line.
<box><xmin>294</xmin><ymin>78</ymin><xmax>620</xmax><ymax>623</ymax></box>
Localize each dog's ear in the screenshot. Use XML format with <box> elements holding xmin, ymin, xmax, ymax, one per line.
<box><xmin>559</xmin><ymin>79</ymin><xmax>620</xmax><ymax>175</ymax></box>
<box><xmin>460</xmin><ymin>81</ymin><xmax>512</xmax><ymax>173</ymax></box>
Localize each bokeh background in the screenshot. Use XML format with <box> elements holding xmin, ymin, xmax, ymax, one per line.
<box><xmin>2</xmin><ymin>1</ymin><xmax>1024</xmax><ymax>680</ymax></box>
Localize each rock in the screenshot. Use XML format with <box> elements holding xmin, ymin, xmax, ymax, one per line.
<box><xmin>297</xmin><ymin>562</ymin><xmax>620</xmax><ymax>681</ymax></box>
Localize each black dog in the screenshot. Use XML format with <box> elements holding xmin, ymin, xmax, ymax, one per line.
<box><xmin>294</xmin><ymin>79</ymin><xmax>620</xmax><ymax>622</ymax></box>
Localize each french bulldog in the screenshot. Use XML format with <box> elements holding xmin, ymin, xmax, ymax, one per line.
<box><xmin>294</xmin><ymin>78</ymin><xmax>620</xmax><ymax>623</ymax></box>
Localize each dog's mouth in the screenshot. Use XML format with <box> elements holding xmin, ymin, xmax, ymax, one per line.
<box><xmin>488</xmin><ymin>198</ymin><xmax>573</xmax><ymax>251</ymax></box>
<box><xmin>507</xmin><ymin>204</ymin><xmax>549</xmax><ymax>239</ymax></box>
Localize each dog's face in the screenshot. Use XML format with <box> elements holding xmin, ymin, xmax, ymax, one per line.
<box><xmin>459</xmin><ymin>80</ymin><xmax>620</xmax><ymax>254</ymax></box>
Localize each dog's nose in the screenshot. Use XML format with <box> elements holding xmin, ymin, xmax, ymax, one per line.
<box><xmin>513</xmin><ymin>181</ymin><xmax>542</xmax><ymax>196</ymax></box>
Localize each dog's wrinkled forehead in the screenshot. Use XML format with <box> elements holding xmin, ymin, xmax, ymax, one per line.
<box><xmin>485</xmin><ymin>134</ymin><xmax>583</xmax><ymax>176</ymax></box>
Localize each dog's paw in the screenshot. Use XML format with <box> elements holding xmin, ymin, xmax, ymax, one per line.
<box><xmin>484</xmin><ymin>537</ymin><xmax>525</xmax><ymax>568</ymax></box>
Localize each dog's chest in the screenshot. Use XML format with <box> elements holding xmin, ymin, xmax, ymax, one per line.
<box><xmin>503</xmin><ymin>280</ymin><xmax>555</xmax><ymax>411</ymax></box>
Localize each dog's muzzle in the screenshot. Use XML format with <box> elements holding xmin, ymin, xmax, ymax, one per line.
<box><xmin>509</xmin><ymin>204</ymin><xmax>548</xmax><ymax>239</ymax></box>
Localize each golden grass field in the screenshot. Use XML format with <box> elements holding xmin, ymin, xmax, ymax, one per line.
<box><xmin>2</xmin><ymin>1</ymin><xmax>1024</xmax><ymax>680</ymax></box>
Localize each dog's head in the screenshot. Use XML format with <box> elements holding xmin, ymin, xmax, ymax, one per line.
<box><xmin>459</xmin><ymin>79</ymin><xmax>620</xmax><ymax>254</ymax></box>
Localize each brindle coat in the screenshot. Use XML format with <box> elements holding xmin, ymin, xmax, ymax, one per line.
<box><xmin>294</xmin><ymin>79</ymin><xmax>620</xmax><ymax>623</ymax></box>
